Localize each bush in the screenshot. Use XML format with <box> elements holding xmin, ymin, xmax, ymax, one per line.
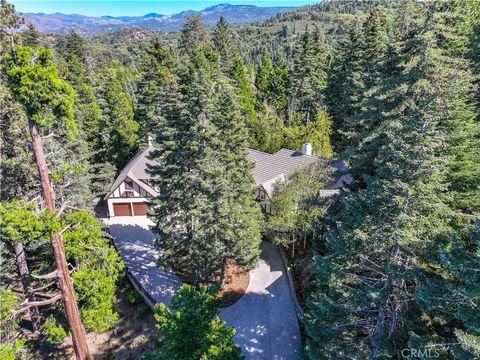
<box><xmin>127</xmin><ymin>289</ymin><xmax>143</xmax><ymax>305</ymax></box>
<box><xmin>0</xmin><ymin>340</ymin><xmax>25</xmax><ymax>360</ymax></box>
<box><xmin>41</xmin><ymin>316</ymin><xmax>69</xmax><ymax>345</ymax></box>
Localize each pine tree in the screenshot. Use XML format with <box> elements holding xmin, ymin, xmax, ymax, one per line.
<box><xmin>96</xmin><ymin>63</ymin><xmax>139</xmax><ymax>169</ymax></box>
<box><xmin>0</xmin><ymin>84</ymin><xmax>36</xmax><ymax>200</ymax></box>
<box><xmin>326</xmin><ymin>6</ymin><xmax>391</xmax><ymax>152</ymax></box>
<box><xmin>231</xmin><ymin>57</ymin><xmax>256</xmax><ymax>132</ymax></box>
<box><xmin>305</xmin><ymin>2</ymin><xmax>480</xmax><ymax>358</ymax></box>
<box><xmin>135</xmin><ymin>38</ymin><xmax>176</xmax><ymax>140</ymax></box>
<box><xmin>148</xmin><ymin>284</ymin><xmax>242</xmax><ymax>360</ymax></box>
<box><xmin>54</xmin><ymin>31</ymin><xmax>115</xmax><ymax>198</ymax></box>
<box><xmin>149</xmin><ymin>47</ymin><xmax>262</xmax><ymax>286</ymax></box>
<box><xmin>179</xmin><ymin>16</ymin><xmax>210</xmax><ymax>57</ymax></box>
<box><xmin>213</xmin><ymin>16</ymin><xmax>238</xmax><ymax>75</ymax></box>
<box><xmin>325</xmin><ymin>22</ymin><xmax>363</xmax><ymax>145</ymax></box>
<box><xmin>255</xmin><ymin>51</ymin><xmax>275</xmax><ymax>106</ymax></box>
<box><xmin>468</xmin><ymin>0</ymin><xmax>480</xmax><ymax>116</ymax></box>
<box><xmin>290</xmin><ymin>28</ymin><xmax>329</xmax><ymax>124</ymax></box>
<box><xmin>251</xmin><ymin>105</ymin><xmax>285</xmax><ymax>154</ymax></box>
<box><xmin>255</xmin><ymin>51</ymin><xmax>290</xmax><ymax>118</ymax></box>
<box><xmin>4</xmin><ymin>44</ymin><xmax>91</xmax><ymax>358</ymax></box>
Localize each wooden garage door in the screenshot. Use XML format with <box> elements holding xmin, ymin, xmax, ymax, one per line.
<box><xmin>113</xmin><ymin>203</ymin><xmax>132</xmax><ymax>216</ymax></box>
<box><xmin>132</xmin><ymin>203</ymin><xmax>149</xmax><ymax>216</ymax></box>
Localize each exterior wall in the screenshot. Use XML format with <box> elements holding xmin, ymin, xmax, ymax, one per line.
<box><xmin>107</xmin><ymin>178</ymin><xmax>152</xmax><ymax>217</ymax></box>
<box><xmin>255</xmin><ymin>187</ymin><xmax>272</xmax><ymax>214</ymax></box>
<box><xmin>109</xmin><ymin>178</ymin><xmax>152</xmax><ymax>199</ymax></box>
<box><xmin>107</xmin><ymin>197</ymin><xmax>149</xmax><ymax>217</ymax></box>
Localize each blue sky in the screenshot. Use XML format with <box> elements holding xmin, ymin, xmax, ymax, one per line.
<box><xmin>10</xmin><ymin>1</ymin><xmax>318</xmax><ymax>17</ymax></box>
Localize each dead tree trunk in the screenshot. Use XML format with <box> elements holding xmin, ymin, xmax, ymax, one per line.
<box><xmin>14</xmin><ymin>242</ymin><xmax>39</xmax><ymax>331</ymax></box>
<box><xmin>28</xmin><ymin>119</ymin><xmax>90</xmax><ymax>360</ymax></box>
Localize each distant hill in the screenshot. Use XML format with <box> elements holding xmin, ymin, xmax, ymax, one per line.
<box><xmin>23</xmin><ymin>3</ymin><xmax>297</xmax><ymax>35</ymax></box>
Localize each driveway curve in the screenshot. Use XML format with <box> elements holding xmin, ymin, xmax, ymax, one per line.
<box><xmin>220</xmin><ymin>241</ymin><xmax>302</xmax><ymax>360</ymax></box>
<box><xmin>108</xmin><ymin>218</ymin><xmax>302</xmax><ymax>359</ymax></box>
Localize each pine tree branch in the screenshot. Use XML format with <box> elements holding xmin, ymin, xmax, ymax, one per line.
<box><xmin>42</xmin><ymin>132</ymin><xmax>56</xmax><ymax>139</ymax></box>
<box><xmin>31</xmin><ymin>270</ymin><xmax>57</xmax><ymax>279</ymax></box>
<box><xmin>32</xmin><ymin>281</ymin><xmax>56</xmax><ymax>293</ymax></box>
<box><xmin>11</xmin><ymin>294</ymin><xmax>62</xmax><ymax>318</ymax></box>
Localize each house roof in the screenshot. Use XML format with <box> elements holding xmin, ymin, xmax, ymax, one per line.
<box><xmin>105</xmin><ymin>145</ymin><xmax>157</xmax><ymax>199</ymax></box>
<box><xmin>106</xmin><ymin>146</ymin><xmax>351</xmax><ymax>199</ymax></box>
<box><xmin>248</xmin><ymin>148</ymin><xmax>321</xmax><ymax>196</ymax></box>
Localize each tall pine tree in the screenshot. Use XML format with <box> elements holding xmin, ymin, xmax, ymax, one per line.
<box><xmin>149</xmin><ymin>46</ymin><xmax>262</xmax><ymax>286</ymax></box>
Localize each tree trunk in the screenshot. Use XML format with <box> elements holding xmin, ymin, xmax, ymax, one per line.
<box><xmin>291</xmin><ymin>234</ymin><xmax>295</xmax><ymax>258</ymax></box>
<box><xmin>28</xmin><ymin>119</ymin><xmax>90</xmax><ymax>360</ymax></box>
<box><xmin>14</xmin><ymin>242</ymin><xmax>39</xmax><ymax>331</ymax></box>
<box><xmin>220</xmin><ymin>258</ymin><xmax>227</xmax><ymax>290</ymax></box>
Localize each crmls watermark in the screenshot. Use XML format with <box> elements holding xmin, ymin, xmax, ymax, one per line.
<box><xmin>401</xmin><ymin>343</ymin><xmax>459</xmax><ymax>358</ymax></box>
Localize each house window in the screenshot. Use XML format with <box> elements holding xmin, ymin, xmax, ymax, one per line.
<box><xmin>259</xmin><ymin>190</ymin><xmax>265</xmax><ymax>200</ymax></box>
<box><xmin>125</xmin><ymin>180</ymin><xmax>134</xmax><ymax>191</ymax></box>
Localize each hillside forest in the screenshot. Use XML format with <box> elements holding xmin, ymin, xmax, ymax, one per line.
<box><xmin>0</xmin><ymin>0</ymin><xmax>479</xmax><ymax>359</ymax></box>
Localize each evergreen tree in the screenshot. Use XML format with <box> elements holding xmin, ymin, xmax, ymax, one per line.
<box><xmin>96</xmin><ymin>62</ymin><xmax>139</xmax><ymax>169</ymax></box>
<box><xmin>149</xmin><ymin>48</ymin><xmax>262</xmax><ymax>285</ymax></box>
<box><xmin>290</xmin><ymin>28</ymin><xmax>329</xmax><ymax>124</ymax></box>
<box><xmin>251</xmin><ymin>106</ymin><xmax>285</xmax><ymax>154</ymax></box>
<box><xmin>53</xmin><ymin>31</ymin><xmax>115</xmax><ymax>199</ymax></box>
<box><xmin>21</xmin><ymin>23</ymin><xmax>40</xmax><ymax>47</ymax></box>
<box><xmin>0</xmin><ymin>84</ymin><xmax>36</xmax><ymax>200</ymax></box>
<box><xmin>147</xmin><ymin>284</ymin><xmax>242</xmax><ymax>360</ymax></box>
<box><xmin>135</xmin><ymin>38</ymin><xmax>176</xmax><ymax>140</ymax></box>
<box><xmin>213</xmin><ymin>16</ymin><xmax>238</xmax><ymax>75</ymax></box>
<box><xmin>255</xmin><ymin>51</ymin><xmax>290</xmax><ymax>117</ymax></box>
<box><xmin>326</xmin><ymin>7</ymin><xmax>390</xmax><ymax>151</ymax></box>
<box><xmin>325</xmin><ymin>22</ymin><xmax>363</xmax><ymax>148</ymax></box>
<box><xmin>231</xmin><ymin>57</ymin><xmax>256</xmax><ymax>130</ymax></box>
<box><xmin>179</xmin><ymin>16</ymin><xmax>210</xmax><ymax>57</ymax></box>
<box><xmin>4</xmin><ymin>44</ymin><xmax>91</xmax><ymax>357</ymax></box>
<box><xmin>305</xmin><ymin>2</ymin><xmax>480</xmax><ymax>358</ymax></box>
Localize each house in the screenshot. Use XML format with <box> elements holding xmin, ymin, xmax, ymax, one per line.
<box><xmin>105</xmin><ymin>143</ymin><xmax>351</xmax><ymax>217</ymax></box>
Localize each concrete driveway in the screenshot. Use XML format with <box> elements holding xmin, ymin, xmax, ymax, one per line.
<box><xmin>220</xmin><ymin>241</ymin><xmax>302</xmax><ymax>360</ymax></box>
<box><xmin>108</xmin><ymin>218</ymin><xmax>302</xmax><ymax>359</ymax></box>
<box><xmin>108</xmin><ymin>216</ymin><xmax>181</xmax><ymax>306</ymax></box>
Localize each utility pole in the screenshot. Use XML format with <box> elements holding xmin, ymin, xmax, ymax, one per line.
<box><xmin>29</xmin><ymin>119</ymin><xmax>91</xmax><ymax>360</ymax></box>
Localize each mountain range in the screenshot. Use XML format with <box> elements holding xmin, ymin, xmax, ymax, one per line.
<box><xmin>23</xmin><ymin>4</ymin><xmax>298</xmax><ymax>35</ymax></box>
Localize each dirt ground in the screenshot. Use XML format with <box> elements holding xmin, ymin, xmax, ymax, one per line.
<box><xmin>30</xmin><ymin>260</ymin><xmax>249</xmax><ymax>359</ymax></box>
<box><xmin>217</xmin><ymin>259</ymin><xmax>250</xmax><ymax>307</ymax></box>
<box><xmin>35</xmin><ymin>281</ymin><xmax>162</xmax><ymax>360</ymax></box>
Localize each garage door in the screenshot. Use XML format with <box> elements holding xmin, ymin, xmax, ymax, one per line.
<box><xmin>113</xmin><ymin>203</ymin><xmax>132</xmax><ymax>216</ymax></box>
<box><xmin>132</xmin><ymin>203</ymin><xmax>149</xmax><ymax>216</ymax></box>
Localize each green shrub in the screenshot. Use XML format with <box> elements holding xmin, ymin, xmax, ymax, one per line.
<box><xmin>0</xmin><ymin>340</ymin><xmax>25</xmax><ymax>360</ymax></box>
<box><xmin>41</xmin><ymin>316</ymin><xmax>69</xmax><ymax>344</ymax></box>
<box><xmin>127</xmin><ymin>289</ymin><xmax>143</xmax><ymax>305</ymax></box>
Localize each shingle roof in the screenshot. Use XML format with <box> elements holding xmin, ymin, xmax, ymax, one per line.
<box><xmin>248</xmin><ymin>148</ymin><xmax>320</xmax><ymax>196</ymax></box>
<box><xmin>104</xmin><ymin>145</ymin><xmax>157</xmax><ymax>199</ymax></box>
<box><xmin>106</xmin><ymin>146</ymin><xmax>351</xmax><ymax>199</ymax></box>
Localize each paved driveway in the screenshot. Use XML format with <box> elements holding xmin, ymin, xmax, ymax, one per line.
<box><xmin>108</xmin><ymin>218</ymin><xmax>301</xmax><ymax>359</ymax></box>
<box><xmin>220</xmin><ymin>241</ymin><xmax>302</xmax><ymax>360</ymax></box>
<box><xmin>108</xmin><ymin>217</ymin><xmax>182</xmax><ymax>306</ymax></box>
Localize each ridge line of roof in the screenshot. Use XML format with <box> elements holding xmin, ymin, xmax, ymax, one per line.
<box><xmin>274</xmin><ymin>148</ymin><xmax>319</xmax><ymax>159</ymax></box>
<box><xmin>247</xmin><ymin>148</ymin><xmax>275</xmax><ymax>156</ymax></box>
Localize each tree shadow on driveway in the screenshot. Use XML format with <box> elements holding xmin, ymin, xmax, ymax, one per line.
<box><xmin>109</xmin><ymin>223</ymin><xmax>181</xmax><ymax>306</ymax></box>
<box><xmin>220</xmin><ymin>242</ymin><xmax>302</xmax><ymax>360</ymax></box>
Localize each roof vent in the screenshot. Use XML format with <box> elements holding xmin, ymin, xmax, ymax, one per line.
<box><xmin>301</xmin><ymin>143</ymin><xmax>312</xmax><ymax>156</ymax></box>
